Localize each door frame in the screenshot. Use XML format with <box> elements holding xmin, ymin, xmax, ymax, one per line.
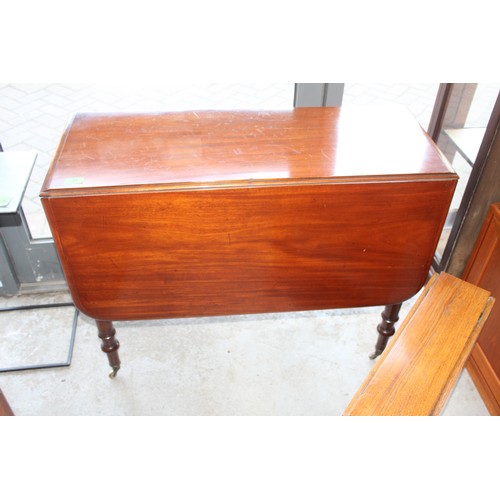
<box><xmin>429</xmin><ymin>84</ymin><xmax>500</xmax><ymax>274</ymax></box>
<box><xmin>294</xmin><ymin>83</ymin><xmax>344</xmax><ymax>107</ymax></box>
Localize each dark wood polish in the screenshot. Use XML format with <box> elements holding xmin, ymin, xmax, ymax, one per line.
<box><xmin>371</xmin><ymin>304</ymin><xmax>403</xmax><ymax>359</ymax></box>
<box><xmin>96</xmin><ymin>320</ymin><xmax>120</xmax><ymax>377</ymax></box>
<box><xmin>43</xmin><ymin>180</ymin><xmax>455</xmax><ymax>321</ymax></box>
<box><xmin>40</xmin><ymin>107</ymin><xmax>458</xmax><ymax>374</ymax></box>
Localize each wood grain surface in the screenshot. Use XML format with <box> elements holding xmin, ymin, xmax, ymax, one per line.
<box><xmin>343</xmin><ymin>273</ymin><xmax>494</xmax><ymax>416</ymax></box>
<box><xmin>40</xmin><ymin>107</ymin><xmax>457</xmax><ymax>321</ymax></box>
<box><xmin>43</xmin><ymin>179</ymin><xmax>455</xmax><ymax>320</ymax></box>
<box><xmin>463</xmin><ymin>203</ymin><xmax>500</xmax><ymax>414</ymax></box>
<box><xmin>40</xmin><ymin>106</ymin><xmax>455</xmax><ymax>196</ymax></box>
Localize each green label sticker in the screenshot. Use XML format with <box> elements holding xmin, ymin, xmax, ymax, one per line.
<box><xmin>0</xmin><ymin>195</ymin><xmax>12</xmax><ymax>207</ymax></box>
<box><xmin>64</xmin><ymin>177</ymin><xmax>85</xmax><ymax>186</ymax></box>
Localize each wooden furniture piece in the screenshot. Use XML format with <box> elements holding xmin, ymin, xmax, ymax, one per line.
<box><xmin>40</xmin><ymin>106</ymin><xmax>458</xmax><ymax>377</ymax></box>
<box><xmin>463</xmin><ymin>203</ymin><xmax>500</xmax><ymax>415</ymax></box>
<box><xmin>0</xmin><ymin>388</ymin><xmax>14</xmax><ymax>416</ymax></box>
<box><xmin>344</xmin><ymin>273</ymin><xmax>494</xmax><ymax>416</ymax></box>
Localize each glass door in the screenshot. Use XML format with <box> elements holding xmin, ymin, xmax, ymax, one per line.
<box><xmin>428</xmin><ymin>83</ymin><xmax>500</xmax><ymax>270</ymax></box>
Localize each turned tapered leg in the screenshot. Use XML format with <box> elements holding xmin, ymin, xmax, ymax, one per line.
<box><xmin>96</xmin><ymin>320</ymin><xmax>121</xmax><ymax>378</ymax></box>
<box><xmin>370</xmin><ymin>303</ymin><xmax>402</xmax><ymax>360</ymax></box>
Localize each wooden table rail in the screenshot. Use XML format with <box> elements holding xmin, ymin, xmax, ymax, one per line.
<box><xmin>344</xmin><ymin>273</ymin><xmax>495</xmax><ymax>416</ymax></box>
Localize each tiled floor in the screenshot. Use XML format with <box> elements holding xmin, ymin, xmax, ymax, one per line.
<box><xmin>0</xmin><ymin>289</ymin><xmax>489</xmax><ymax>416</ymax></box>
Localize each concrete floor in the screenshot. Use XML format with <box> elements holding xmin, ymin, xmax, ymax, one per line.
<box><xmin>0</xmin><ymin>289</ymin><xmax>489</xmax><ymax>416</ymax></box>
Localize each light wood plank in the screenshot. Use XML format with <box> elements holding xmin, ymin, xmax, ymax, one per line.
<box><xmin>344</xmin><ymin>273</ymin><xmax>494</xmax><ymax>416</ymax></box>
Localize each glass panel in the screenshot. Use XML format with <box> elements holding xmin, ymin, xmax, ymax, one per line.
<box><xmin>0</xmin><ymin>84</ymin><xmax>294</xmax><ymax>240</ymax></box>
<box><xmin>343</xmin><ymin>83</ymin><xmax>440</xmax><ymax>129</ymax></box>
<box><xmin>434</xmin><ymin>83</ymin><xmax>500</xmax><ymax>262</ymax></box>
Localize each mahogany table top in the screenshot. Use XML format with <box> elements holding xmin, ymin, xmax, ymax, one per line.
<box><xmin>41</xmin><ymin>106</ymin><xmax>455</xmax><ymax>197</ymax></box>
